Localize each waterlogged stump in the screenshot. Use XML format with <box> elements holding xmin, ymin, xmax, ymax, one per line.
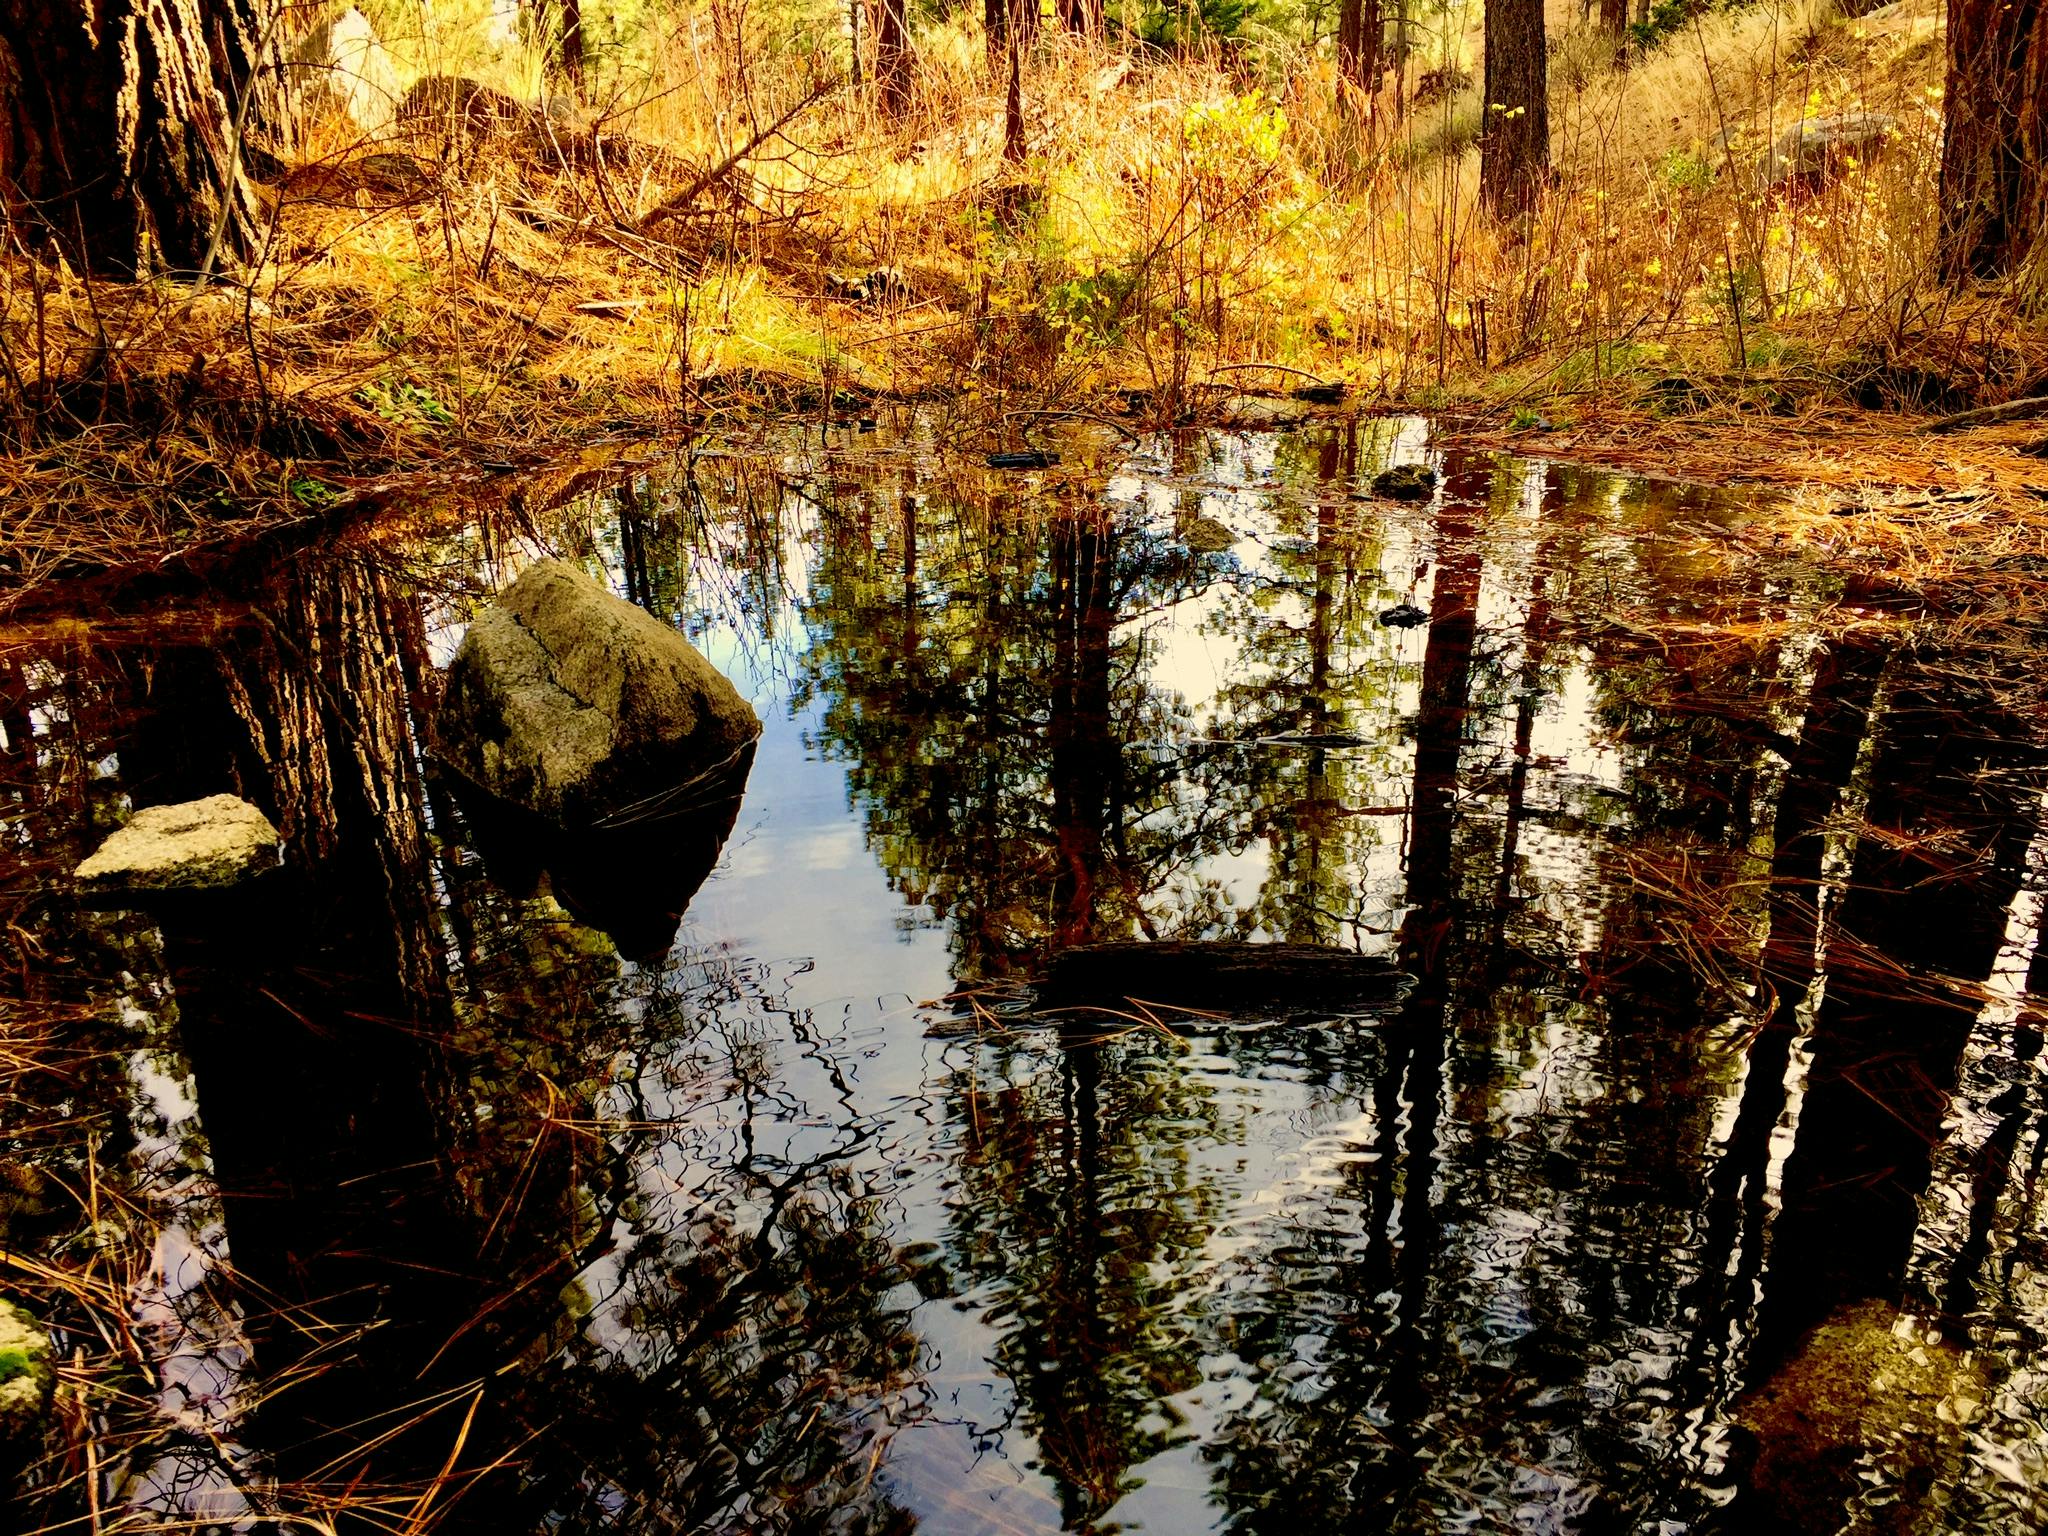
<box><xmin>1736</xmin><ymin>1301</ymin><xmax>1985</xmax><ymax>1532</ymax></box>
<box><xmin>1038</xmin><ymin>941</ymin><xmax>1412</xmax><ymax>1017</ymax></box>
<box><xmin>74</xmin><ymin>795</ymin><xmax>282</xmax><ymax>895</ymax></box>
<box><xmin>438</xmin><ymin>559</ymin><xmax>760</xmax><ymax>832</ymax></box>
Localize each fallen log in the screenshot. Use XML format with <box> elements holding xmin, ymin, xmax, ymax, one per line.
<box><xmin>1037</xmin><ymin>941</ymin><xmax>1413</xmax><ymax>1016</ymax></box>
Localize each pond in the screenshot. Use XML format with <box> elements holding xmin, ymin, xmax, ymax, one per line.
<box><xmin>7</xmin><ymin>416</ymin><xmax>2048</xmax><ymax>1534</ymax></box>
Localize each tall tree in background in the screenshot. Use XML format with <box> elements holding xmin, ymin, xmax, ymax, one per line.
<box><xmin>559</xmin><ymin>0</ymin><xmax>586</xmax><ymax>95</ymax></box>
<box><xmin>876</xmin><ymin>0</ymin><xmax>912</xmax><ymax>115</ymax></box>
<box><xmin>1937</xmin><ymin>0</ymin><xmax>2047</xmax><ymax>280</ymax></box>
<box><xmin>1478</xmin><ymin>0</ymin><xmax>1549</xmax><ymax>217</ymax></box>
<box><xmin>0</xmin><ymin>0</ymin><xmax>274</xmax><ymax>274</ymax></box>
<box><xmin>1057</xmin><ymin>0</ymin><xmax>1105</xmax><ymax>33</ymax></box>
<box><xmin>1598</xmin><ymin>0</ymin><xmax>1628</xmax><ymax>65</ymax></box>
<box><xmin>987</xmin><ymin>0</ymin><xmax>1040</xmax><ymax>59</ymax></box>
<box><xmin>1337</xmin><ymin>0</ymin><xmax>1382</xmax><ymax>93</ymax></box>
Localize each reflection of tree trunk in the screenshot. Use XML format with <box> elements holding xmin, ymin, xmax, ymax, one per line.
<box><xmin>1351</xmin><ymin>460</ymin><xmax>1483</xmax><ymax>1516</ymax></box>
<box><xmin>1760</xmin><ymin>666</ymin><xmax>2040</xmax><ymax>1354</ymax></box>
<box><xmin>116</xmin><ymin>555</ymin><xmax>576</xmax><ymax>1527</ymax></box>
<box><xmin>1038</xmin><ymin>1038</ymin><xmax>1119</xmax><ymax>1518</ymax></box>
<box><xmin>1671</xmin><ymin>635</ymin><xmax>1888</xmax><ymax>1394</ymax></box>
<box><xmin>1943</xmin><ymin>1020</ymin><xmax>2041</xmax><ymax>1315</ymax></box>
<box><xmin>1398</xmin><ymin>465</ymin><xmax>1482</xmax><ymax>980</ymax></box>
<box><xmin>1490</xmin><ymin>473</ymin><xmax>1561</xmax><ymax>950</ymax></box>
<box><xmin>1049</xmin><ymin>506</ymin><xmax>1119</xmax><ymax>947</ymax></box>
<box><xmin>621</xmin><ymin>478</ymin><xmax>653</xmax><ymax>611</ymax></box>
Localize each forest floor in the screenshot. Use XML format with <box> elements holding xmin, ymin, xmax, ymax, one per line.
<box><xmin>2</xmin><ymin>0</ymin><xmax>2046</xmax><ymax>611</ymax></box>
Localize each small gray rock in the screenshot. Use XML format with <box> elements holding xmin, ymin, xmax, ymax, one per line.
<box><xmin>1181</xmin><ymin>515</ymin><xmax>1237</xmax><ymax>554</ymax></box>
<box><xmin>438</xmin><ymin>560</ymin><xmax>761</xmax><ymax>830</ymax></box>
<box><xmin>75</xmin><ymin>795</ymin><xmax>282</xmax><ymax>894</ymax></box>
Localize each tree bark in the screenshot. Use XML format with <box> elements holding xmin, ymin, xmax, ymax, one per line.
<box><xmin>1937</xmin><ymin>0</ymin><xmax>2048</xmax><ymax>281</ymax></box>
<box><xmin>1004</xmin><ymin>28</ymin><xmax>1026</xmax><ymax>163</ymax></box>
<box><xmin>1598</xmin><ymin>0</ymin><xmax>1628</xmax><ymax>66</ymax></box>
<box><xmin>1056</xmin><ymin>0</ymin><xmax>1103</xmax><ymax>33</ymax></box>
<box><xmin>989</xmin><ymin>0</ymin><xmax>1039</xmax><ymax>62</ymax></box>
<box><xmin>1479</xmin><ymin>0</ymin><xmax>1550</xmax><ymax>219</ymax></box>
<box><xmin>876</xmin><ymin>0</ymin><xmax>912</xmax><ymax>116</ymax></box>
<box><xmin>0</xmin><ymin>0</ymin><xmax>274</xmax><ymax>276</ymax></box>
<box><xmin>559</xmin><ymin>0</ymin><xmax>585</xmax><ymax>95</ymax></box>
<box><xmin>1337</xmin><ymin>0</ymin><xmax>1381</xmax><ymax>91</ymax></box>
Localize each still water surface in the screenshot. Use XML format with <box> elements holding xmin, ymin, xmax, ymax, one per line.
<box><xmin>9</xmin><ymin>417</ymin><xmax>2048</xmax><ymax>1533</ymax></box>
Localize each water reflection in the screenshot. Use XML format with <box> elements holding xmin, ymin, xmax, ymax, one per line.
<box><xmin>6</xmin><ymin>418</ymin><xmax>2048</xmax><ymax>1534</ymax></box>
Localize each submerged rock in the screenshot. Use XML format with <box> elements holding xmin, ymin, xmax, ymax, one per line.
<box><xmin>453</xmin><ymin>763</ymin><xmax>751</xmax><ymax>960</ymax></box>
<box><xmin>1371</xmin><ymin>463</ymin><xmax>1437</xmax><ymax>501</ymax></box>
<box><xmin>438</xmin><ymin>559</ymin><xmax>761</xmax><ymax>832</ymax></box>
<box><xmin>74</xmin><ymin>795</ymin><xmax>282</xmax><ymax>894</ymax></box>
<box><xmin>0</xmin><ymin>1297</ymin><xmax>53</xmax><ymax>1453</ymax></box>
<box><xmin>1180</xmin><ymin>515</ymin><xmax>1238</xmax><ymax>554</ymax></box>
<box><xmin>1378</xmin><ymin>602</ymin><xmax>1429</xmax><ymax>628</ymax></box>
<box><xmin>1736</xmin><ymin>1300</ymin><xmax>1985</xmax><ymax>1533</ymax></box>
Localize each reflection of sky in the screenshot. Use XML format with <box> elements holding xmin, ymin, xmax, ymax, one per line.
<box><xmin>535</xmin><ymin>423</ymin><xmax>1828</xmax><ymax>1533</ymax></box>
<box><xmin>57</xmin><ymin>417</ymin><xmax>2048</xmax><ymax>1536</ymax></box>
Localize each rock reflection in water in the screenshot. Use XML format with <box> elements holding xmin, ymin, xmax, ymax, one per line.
<box><xmin>7</xmin><ymin>419</ymin><xmax>2048</xmax><ymax>1536</ymax></box>
<box><xmin>6</xmin><ymin>548</ymin><xmax>920</xmax><ymax>1532</ymax></box>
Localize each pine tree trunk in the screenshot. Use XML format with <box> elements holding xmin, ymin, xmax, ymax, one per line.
<box><xmin>1937</xmin><ymin>0</ymin><xmax>2048</xmax><ymax>280</ymax></box>
<box><xmin>1598</xmin><ymin>0</ymin><xmax>1628</xmax><ymax>66</ymax></box>
<box><xmin>1479</xmin><ymin>0</ymin><xmax>1550</xmax><ymax>218</ymax></box>
<box><xmin>1338</xmin><ymin>0</ymin><xmax>1382</xmax><ymax>88</ymax></box>
<box><xmin>559</xmin><ymin>0</ymin><xmax>585</xmax><ymax>95</ymax></box>
<box><xmin>1057</xmin><ymin>0</ymin><xmax>1102</xmax><ymax>33</ymax></box>
<box><xmin>0</xmin><ymin>0</ymin><xmax>274</xmax><ymax>276</ymax></box>
<box><xmin>876</xmin><ymin>0</ymin><xmax>912</xmax><ymax>115</ymax></box>
<box><xmin>988</xmin><ymin>0</ymin><xmax>1041</xmax><ymax>61</ymax></box>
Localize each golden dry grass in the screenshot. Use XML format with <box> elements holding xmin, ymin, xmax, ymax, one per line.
<box><xmin>0</xmin><ymin>0</ymin><xmax>2043</xmax><ymax>601</ymax></box>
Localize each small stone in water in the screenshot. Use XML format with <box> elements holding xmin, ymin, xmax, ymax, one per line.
<box><xmin>1370</xmin><ymin>464</ymin><xmax>1437</xmax><ymax>501</ymax></box>
<box><xmin>1379</xmin><ymin>603</ymin><xmax>1428</xmax><ymax>628</ymax></box>
<box><xmin>74</xmin><ymin>795</ymin><xmax>282</xmax><ymax>894</ymax></box>
<box><xmin>0</xmin><ymin>1296</ymin><xmax>53</xmax><ymax>1452</ymax></box>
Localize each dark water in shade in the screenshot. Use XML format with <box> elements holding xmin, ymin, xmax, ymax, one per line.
<box><xmin>8</xmin><ymin>417</ymin><xmax>2048</xmax><ymax>1534</ymax></box>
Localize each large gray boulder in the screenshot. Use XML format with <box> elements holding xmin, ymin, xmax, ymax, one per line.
<box><xmin>289</xmin><ymin>5</ymin><xmax>400</xmax><ymax>132</ymax></box>
<box><xmin>438</xmin><ymin>559</ymin><xmax>760</xmax><ymax>830</ymax></box>
<box><xmin>1764</xmin><ymin>113</ymin><xmax>1898</xmax><ymax>189</ymax></box>
<box><xmin>75</xmin><ymin>795</ymin><xmax>282</xmax><ymax>894</ymax></box>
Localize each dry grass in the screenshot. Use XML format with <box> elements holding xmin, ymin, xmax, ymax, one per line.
<box><xmin>0</xmin><ymin>0</ymin><xmax>2044</xmax><ymax>592</ymax></box>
